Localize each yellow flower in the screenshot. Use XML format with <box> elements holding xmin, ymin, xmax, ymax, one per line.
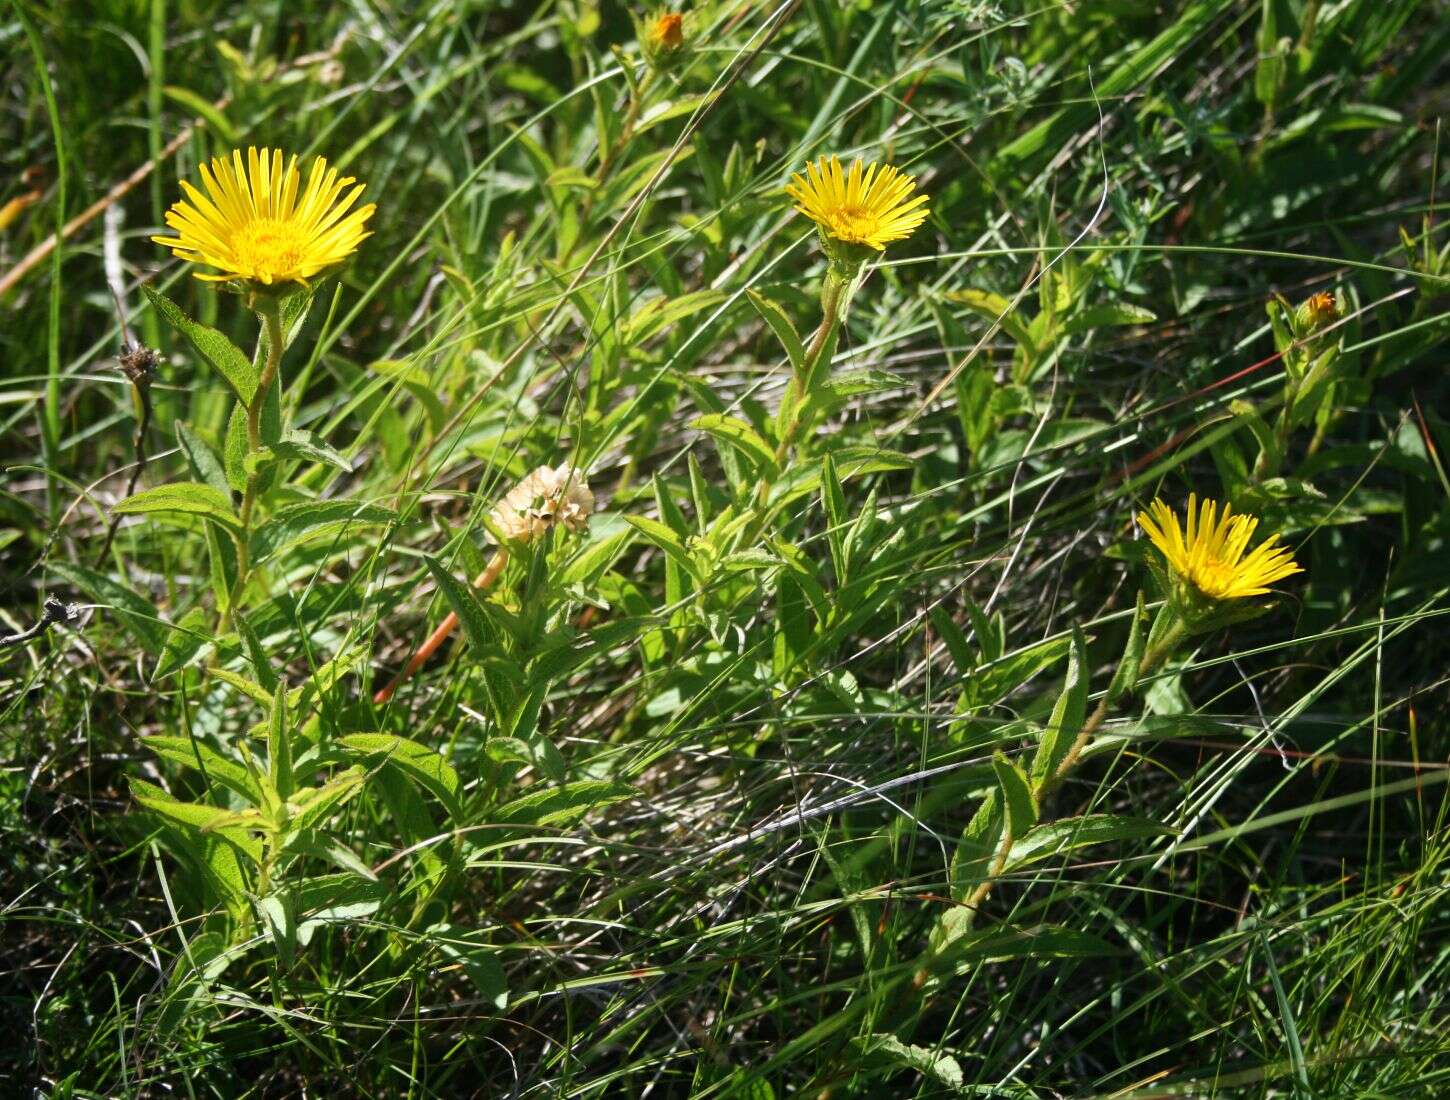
<box><xmin>153</xmin><ymin>147</ymin><xmax>375</xmax><ymax>287</ymax></box>
<box><xmin>1138</xmin><ymin>495</ymin><xmax>1301</xmax><ymax>601</ymax></box>
<box><xmin>785</xmin><ymin>155</ymin><xmax>929</xmax><ymax>252</ymax></box>
<box><xmin>649</xmin><ymin>12</ymin><xmax>684</xmax><ymax>49</ymax></box>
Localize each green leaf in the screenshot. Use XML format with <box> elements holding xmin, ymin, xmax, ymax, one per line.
<box><xmin>947</xmin><ymin>788</ymin><xmax>1003</xmax><ymax>899</ymax></box>
<box><xmin>971</xmin><ymin>634</ymin><xmax>1069</xmax><ymax>706</ymax></box>
<box><xmin>210</xmin><ymin>667</ymin><xmax>273</xmax><ymax>706</ymax></box>
<box><xmin>288</xmin><ymin>768</ymin><xmax>368</xmax><ymax>834</ymax></box>
<box><xmin>1004</xmin><ymin>814</ymin><xmax>1175</xmax><ymax>872</ymax></box>
<box><xmin>113</xmin><ymin>482</ymin><xmax>240</xmax><ymax>531</ymax></box>
<box><xmin>1061</xmin><ymin>303</ymin><xmax>1158</xmax><ymax>335</ymax></box>
<box><xmin>130</xmin><ymin>778</ymin><xmax>263</xmax><ymax>864</ymax></box>
<box><xmin>255</xmin><ymin>892</ymin><xmax>297</xmax><ymax>966</ymax></box>
<box><xmin>821</xmin><ymin>452</ymin><xmax>848</xmax><ymax>583</ymax></box>
<box><xmin>942</xmin><ymin>287</ymin><xmax>1038</xmax><ymax>354</ymax></box>
<box><xmin>143</xmin><ymin>735</ymin><xmax>263</xmax><ymax>805</ymax></box>
<box><xmin>746</xmin><ymin>289</ymin><xmax>805</xmax><ymax>374</ymax></box>
<box><xmin>340</xmin><ymin>733</ymin><xmax>461</xmax><ymax>819</ymax></box>
<box><xmin>815</xmin><ymin>367</ymin><xmax>905</xmax><ymax>401</ymax></box>
<box><xmin>992</xmin><ymin>753</ymin><xmax>1038</xmax><ymax>840</ymax></box>
<box><xmin>495</xmin><ymin>779</ymin><xmax>634</xmax><ymax>828</ymax></box>
<box><xmin>430</xmin><ymin>923</ymin><xmax>509</xmax><ymax>1009</ymax></box>
<box><xmin>250</xmin><ymin>500</ymin><xmax>394</xmax><ymax>562</ymax></box>
<box><xmin>152</xmin><ymin>607</ymin><xmax>213</xmax><ymax>681</ymax></box>
<box><xmin>485</xmin><ymin>735</ymin><xmax>567</xmax><ymax>785</ymax></box>
<box><xmin>161</xmin><ymin>85</ymin><xmax>237</xmax><ymax>144</ymax></box>
<box><xmin>234</xmin><ymin>611</ymin><xmax>278</xmax><ymax>693</ymax></box>
<box><xmin>689</xmin><ymin>414</ymin><xmax>778</xmax><ymax>477</ymax></box>
<box><xmin>1106</xmin><ymin>593</ymin><xmax>1147</xmax><ymax>704</ymax></box>
<box><xmin>175</xmin><ymin>421</ymin><xmax>232</xmax><ymax>498</ymax></box>
<box><xmin>421</xmin><ymin>555</ymin><xmax>494</xmax><ymax>651</ymax></box>
<box><xmin>270</xmin><ymin>429</ymin><xmax>353</xmax><ymax>473</ymax></box>
<box><xmin>851</xmin><ymin>1034</ymin><xmax>963</xmax><ymax>1091</ymax></box>
<box><xmin>623</xmin><ymin>515</ymin><xmax>698</xmax><ymax>582</ymax></box>
<box><xmin>927</xmin><ymin>606</ymin><xmax>974</xmax><ymax>677</ymax></box>
<box><xmin>142</xmin><ymin>286</ymin><xmax>258</xmax><ymax>403</ymax></box>
<box><xmin>293</xmin><ymin>873</ymin><xmax>388</xmax><ymax>946</ymax></box>
<box><xmin>624</xmin><ymin>289</ymin><xmax>728</xmax><ymax>345</ymax></box>
<box><xmin>1030</xmin><ymin>625</ymin><xmax>1088</xmax><ymax>787</ymax></box>
<box><xmin>268</xmin><ymin>683</ymin><xmax>294</xmax><ymax>802</ymax></box>
<box><xmin>224</xmin><ymin>402</ymin><xmax>249</xmax><ymax>492</ymax></box>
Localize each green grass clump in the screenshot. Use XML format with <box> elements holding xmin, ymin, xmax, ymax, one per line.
<box><xmin>3</xmin><ymin>1</ymin><xmax>1449</xmax><ymax>1096</ymax></box>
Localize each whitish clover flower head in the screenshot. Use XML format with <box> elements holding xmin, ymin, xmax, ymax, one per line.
<box><xmin>490</xmin><ymin>464</ymin><xmax>594</xmax><ymax>544</ymax></box>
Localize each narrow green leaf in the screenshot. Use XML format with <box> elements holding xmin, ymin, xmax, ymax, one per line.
<box><xmin>1061</xmin><ymin>303</ymin><xmax>1157</xmax><ymax>335</ymax></box>
<box><xmin>250</xmin><ymin>500</ymin><xmax>394</xmax><ymax>562</ymax></box>
<box><xmin>161</xmin><ymin>85</ymin><xmax>237</xmax><ymax>144</ymax></box>
<box><xmin>142</xmin><ymin>286</ymin><xmax>258</xmax><ymax>403</ymax></box>
<box><xmin>268</xmin><ymin>683</ymin><xmax>294</xmax><ymax>802</ymax></box>
<box><xmin>623</xmin><ymin>515</ymin><xmax>698</xmax><ymax>581</ymax></box>
<box><xmin>821</xmin><ymin>452</ymin><xmax>848</xmax><ymax>582</ymax></box>
<box><xmin>143</xmin><ymin>735</ymin><xmax>263</xmax><ymax>806</ymax></box>
<box><xmin>689</xmin><ymin>414</ymin><xmax>778</xmax><ymax>477</ymax></box>
<box><xmin>270</xmin><ymin>429</ymin><xmax>353</xmax><ymax>473</ymax></box>
<box><xmin>234</xmin><ymin>611</ymin><xmax>278</xmax><ymax>694</ymax></box>
<box><xmin>624</xmin><ymin>289</ymin><xmax>728</xmax><ymax>345</ymax></box>
<box><xmin>992</xmin><ymin>753</ymin><xmax>1038</xmax><ymax>840</ymax></box>
<box><xmin>288</xmin><ymin>768</ymin><xmax>368</xmax><ymax>834</ymax></box>
<box><xmin>211</xmin><ymin>667</ymin><xmax>273</xmax><ymax>706</ymax></box>
<box><xmin>1004</xmin><ymin>814</ymin><xmax>1175</xmax><ymax>872</ymax></box>
<box><xmin>175</xmin><ymin>421</ymin><xmax>232</xmax><ymax>498</ymax></box>
<box><xmin>1030</xmin><ymin>625</ymin><xmax>1088</xmax><ymax>786</ymax></box>
<box><xmin>948</xmin><ymin>788</ymin><xmax>1003</xmax><ymax>899</ymax></box>
<box><xmin>152</xmin><ymin>607</ymin><xmax>213</xmax><ymax>681</ymax></box>
<box><xmin>851</xmin><ymin>1034</ymin><xmax>963</xmax><ymax>1091</ymax></box>
<box><xmin>746</xmin><ymin>289</ymin><xmax>805</xmax><ymax>373</ymax></box>
<box><xmin>422</xmin><ymin>555</ymin><xmax>494</xmax><ymax>651</ymax></box>
<box><xmin>1106</xmin><ymin>593</ymin><xmax>1147</xmax><ymax>704</ymax></box>
<box><xmin>130</xmin><ymin>778</ymin><xmax>263</xmax><ymax>863</ymax></box>
<box><xmin>495</xmin><ymin>779</ymin><xmax>634</xmax><ymax>828</ymax></box>
<box><xmin>340</xmin><ymin>733</ymin><xmax>461</xmax><ymax>819</ymax></box>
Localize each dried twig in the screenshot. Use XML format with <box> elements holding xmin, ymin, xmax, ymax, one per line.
<box><xmin>0</xmin><ymin>596</ymin><xmax>78</xmax><ymax>652</ymax></box>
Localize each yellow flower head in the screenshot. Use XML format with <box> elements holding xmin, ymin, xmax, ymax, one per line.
<box><xmin>1138</xmin><ymin>495</ymin><xmax>1301</xmax><ymax>601</ymax></box>
<box><xmin>785</xmin><ymin>155</ymin><xmax>929</xmax><ymax>252</ymax></box>
<box><xmin>153</xmin><ymin>147</ymin><xmax>375</xmax><ymax>287</ymax></box>
<box><xmin>649</xmin><ymin>12</ymin><xmax>685</xmax><ymax>49</ymax></box>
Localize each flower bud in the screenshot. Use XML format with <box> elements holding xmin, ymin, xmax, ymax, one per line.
<box><xmin>642</xmin><ymin>11</ymin><xmax>688</xmax><ymax>69</ymax></box>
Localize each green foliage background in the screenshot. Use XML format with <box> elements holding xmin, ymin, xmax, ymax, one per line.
<box><xmin>3</xmin><ymin>1</ymin><xmax>1449</xmax><ymax>1096</ymax></box>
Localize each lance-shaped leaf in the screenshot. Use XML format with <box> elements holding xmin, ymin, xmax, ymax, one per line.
<box><xmin>746</xmin><ymin>289</ymin><xmax>805</xmax><ymax>374</ymax></box>
<box><xmin>143</xmin><ymin>286</ymin><xmax>259</xmax><ymax>403</ymax></box>
<box><xmin>689</xmin><ymin>414</ymin><xmax>778</xmax><ymax>478</ymax></box>
<box><xmin>113</xmin><ymin>482</ymin><xmax>240</xmax><ymax>532</ymax></box>
<box><xmin>1030</xmin><ymin>625</ymin><xmax>1088</xmax><ymax>787</ymax></box>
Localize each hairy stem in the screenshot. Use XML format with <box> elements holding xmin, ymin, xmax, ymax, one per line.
<box><xmin>220</xmin><ymin>299</ymin><xmax>285</xmax><ymax>634</ymax></box>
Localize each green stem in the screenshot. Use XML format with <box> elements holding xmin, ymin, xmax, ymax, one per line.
<box><xmin>220</xmin><ymin>299</ymin><xmax>285</xmax><ymax>633</ymax></box>
<box><xmin>751</xmin><ymin>269</ymin><xmax>850</xmax><ymax>523</ymax></box>
<box><xmin>912</xmin><ymin>619</ymin><xmax>1187</xmax><ymax>988</ymax></box>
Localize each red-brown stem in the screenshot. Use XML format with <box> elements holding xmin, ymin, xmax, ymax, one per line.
<box><xmin>373</xmin><ymin>549</ymin><xmax>506</xmax><ymax>704</ymax></box>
